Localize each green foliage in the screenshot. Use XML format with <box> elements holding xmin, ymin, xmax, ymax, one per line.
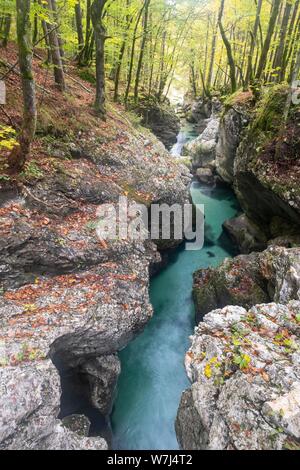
<box><xmin>20</xmin><ymin>160</ymin><xmax>44</xmax><ymax>180</ymax></box>
<box><xmin>233</xmin><ymin>353</ymin><xmax>251</xmax><ymax>370</ymax></box>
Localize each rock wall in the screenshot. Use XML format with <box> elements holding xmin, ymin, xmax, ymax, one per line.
<box><xmin>0</xmin><ymin>113</ymin><xmax>190</xmax><ymax>449</ymax></box>
<box><xmin>193</xmin><ymin>246</ymin><xmax>300</xmax><ymax>322</ymax></box>
<box><xmin>234</xmin><ymin>86</ymin><xmax>300</xmax><ymax>232</ymax></box>
<box><xmin>216</xmin><ymin>106</ymin><xmax>249</xmax><ymax>184</ymax></box>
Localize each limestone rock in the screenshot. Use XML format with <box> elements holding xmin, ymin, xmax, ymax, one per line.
<box><xmin>0</xmin><ymin>112</ymin><xmax>191</xmax><ymax>449</ymax></box>
<box><xmin>234</xmin><ymin>85</ymin><xmax>300</xmax><ymax>229</ymax></box>
<box><xmin>183</xmin><ymin>118</ymin><xmax>220</xmax><ymax>171</ymax></box>
<box><xmin>216</xmin><ymin>107</ymin><xmax>249</xmax><ymax>184</ymax></box>
<box><xmin>176</xmin><ymin>301</ymin><xmax>300</xmax><ymax>450</ymax></box>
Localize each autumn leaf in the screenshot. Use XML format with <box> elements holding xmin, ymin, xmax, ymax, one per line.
<box><xmin>204</xmin><ymin>363</ymin><xmax>212</xmax><ymax>379</ymax></box>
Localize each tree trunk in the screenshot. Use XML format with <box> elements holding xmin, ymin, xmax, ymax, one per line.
<box><xmin>46</xmin><ymin>0</ymin><xmax>66</xmax><ymax>91</ymax></box>
<box><xmin>206</xmin><ymin>15</ymin><xmax>217</xmax><ymax>92</ymax></box>
<box><xmin>91</xmin><ymin>0</ymin><xmax>108</xmax><ymax>119</ymax></box>
<box><xmin>75</xmin><ymin>1</ymin><xmax>84</xmax><ymax>54</ymax></box>
<box><xmin>256</xmin><ymin>0</ymin><xmax>281</xmax><ymax>81</ymax></box>
<box><xmin>218</xmin><ymin>0</ymin><xmax>237</xmax><ymax>93</ymax></box>
<box><xmin>273</xmin><ymin>1</ymin><xmax>292</xmax><ymax>82</ymax></box>
<box><xmin>0</xmin><ymin>14</ymin><xmax>11</xmax><ymax>48</ymax></box>
<box><xmin>9</xmin><ymin>0</ymin><xmax>37</xmax><ymax>171</ymax></box>
<box><xmin>245</xmin><ymin>0</ymin><xmax>263</xmax><ymax>88</ymax></box>
<box><xmin>114</xmin><ymin>0</ymin><xmax>132</xmax><ymax>102</ymax></box>
<box><xmin>134</xmin><ymin>0</ymin><xmax>151</xmax><ymax>103</ymax></box>
<box><xmin>124</xmin><ymin>1</ymin><xmax>146</xmax><ymax>106</ymax></box>
<box><xmin>41</xmin><ymin>19</ymin><xmax>51</xmax><ymax>64</ymax></box>
<box><xmin>51</xmin><ymin>0</ymin><xmax>64</xmax><ymax>60</ymax></box>
<box><xmin>283</xmin><ymin>47</ymin><xmax>300</xmax><ymax>124</ymax></box>
<box><xmin>33</xmin><ymin>0</ymin><xmax>38</xmax><ymax>44</ymax></box>
<box><xmin>288</xmin><ymin>17</ymin><xmax>300</xmax><ymax>82</ymax></box>
<box><xmin>157</xmin><ymin>29</ymin><xmax>167</xmax><ymax>101</ymax></box>
<box><xmin>281</xmin><ymin>0</ymin><xmax>300</xmax><ymax>81</ymax></box>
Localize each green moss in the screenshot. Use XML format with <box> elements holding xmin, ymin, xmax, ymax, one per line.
<box><xmin>193</xmin><ymin>288</ymin><xmax>216</xmax><ymax>314</ymax></box>
<box><xmin>223</xmin><ymin>89</ymin><xmax>254</xmax><ymax>112</ymax></box>
<box><xmin>252</xmin><ymin>84</ymin><xmax>289</xmax><ymax>137</ymax></box>
<box><xmin>78</xmin><ymin>68</ymin><xmax>96</xmax><ymax>85</ymax></box>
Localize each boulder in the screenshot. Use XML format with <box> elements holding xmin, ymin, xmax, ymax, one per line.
<box><xmin>196</xmin><ymin>168</ymin><xmax>215</xmax><ymax>186</ymax></box>
<box><xmin>128</xmin><ymin>94</ymin><xmax>180</xmax><ymax>149</ymax></box>
<box><xmin>176</xmin><ymin>301</ymin><xmax>300</xmax><ymax>450</ymax></box>
<box><xmin>183</xmin><ymin>118</ymin><xmax>220</xmax><ymax>170</ymax></box>
<box><xmin>62</xmin><ymin>415</ymin><xmax>91</xmax><ymax>437</ymax></box>
<box><xmin>186</xmin><ymin>98</ymin><xmax>212</xmax><ymax>124</ymax></box>
<box><xmin>0</xmin><ymin>361</ymin><xmax>107</xmax><ymax>450</ymax></box>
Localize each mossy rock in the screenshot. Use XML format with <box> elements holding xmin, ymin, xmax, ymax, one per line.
<box><xmin>193</xmin><ymin>254</ymin><xmax>270</xmax><ymax>323</ymax></box>
<box><xmin>251</xmin><ymin>84</ymin><xmax>289</xmax><ymax>141</ymax></box>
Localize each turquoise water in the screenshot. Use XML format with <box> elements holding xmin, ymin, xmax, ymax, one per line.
<box><xmin>170</xmin><ymin>121</ymin><xmax>198</xmax><ymax>156</ymax></box>
<box><xmin>111</xmin><ymin>182</ymin><xmax>240</xmax><ymax>450</ymax></box>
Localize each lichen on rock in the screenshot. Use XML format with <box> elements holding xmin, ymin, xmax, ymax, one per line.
<box><xmin>176</xmin><ymin>301</ymin><xmax>300</xmax><ymax>450</ymax></box>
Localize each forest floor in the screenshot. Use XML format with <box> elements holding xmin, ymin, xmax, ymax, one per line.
<box><xmin>0</xmin><ymin>43</ymin><xmax>148</xmax><ymax>184</ymax></box>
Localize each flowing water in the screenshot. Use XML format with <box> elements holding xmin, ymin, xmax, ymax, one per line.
<box><xmin>111</xmin><ymin>124</ymin><xmax>240</xmax><ymax>450</ymax></box>
<box><xmin>170</xmin><ymin>121</ymin><xmax>199</xmax><ymax>157</ymax></box>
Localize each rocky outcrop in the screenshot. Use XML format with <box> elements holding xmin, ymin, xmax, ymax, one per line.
<box><xmin>129</xmin><ymin>94</ymin><xmax>180</xmax><ymax>149</ymax></box>
<box><xmin>193</xmin><ymin>246</ymin><xmax>300</xmax><ymax>322</ymax></box>
<box><xmin>177</xmin><ymin>87</ymin><xmax>300</xmax><ymax>452</ymax></box>
<box><xmin>176</xmin><ymin>301</ymin><xmax>300</xmax><ymax>450</ymax></box>
<box><xmin>0</xmin><ymin>360</ymin><xmax>107</xmax><ymax>450</ymax></box>
<box><xmin>196</xmin><ymin>168</ymin><xmax>215</xmax><ymax>186</ymax></box>
<box><xmin>185</xmin><ymin>97</ymin><xmax>222</xmax><ymax>124</ymax></box>
<box><xmin>183</xmin><ymin>118</ymin><xmax>220</xmax><ymax>172</ymax></box>
<box><xmin>185</xmin><ymin>98</ymin><xmax>212</xmax><ymax>124</ymax></box>
<box><xmin>0</xmin><ymin>107</ymin><xmax>190</xmax><ymax>449</ymax></box>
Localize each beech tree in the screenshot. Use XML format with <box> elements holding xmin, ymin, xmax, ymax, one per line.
<box><xmin>91</xmin><ymin>0</ymin><xmax>109</xmax><ymax>118</ymax></box>
<box><xmin>256</xmin><ymin>0</ymin><xmax>281</xmax><ymax>81</ymax></box>
<box><xmin>218</xmin><ymin>0</ymin><xmax>236</xmax><ymax>93</ymax></box>
<box><xmin>46</xmin><ymin>0</ymin><xmax>66</xmax><ymax>91</ymax></box>
<box><xmin>9</xmin><ymin>0</ymin><xmax>37</xmax><ymax>171</ymax></box>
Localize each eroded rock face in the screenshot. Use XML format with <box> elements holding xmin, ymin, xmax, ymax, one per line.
<box><xmin>223</xmin><ymin>214</ymin><xmax>268</xmax><ymax>254</ymax></box>
<box><xmin>0</xmin><ymin>361</ymin><xmax>107</xmax><ymax>450</ymax></box>
<box><xmin>234</xmin><ymin>86</ymin><xmax>300</xmax><ymax>230</ymax></box>
<box><xmin>176</xmin><ymin>301</ymin><xmax>300</xmax><ymax>450</ymax></box>
<box><xmin>196</xmin><ymin>168</ymin><xmax>215</xmax><ymax>186</ymax></box>
<box><xmin>216</xmin><ymin>107</ymin><xmax>249</xmax><ymax>184</ymax></box>
<box><xmin>193</xmin><ymin>246</ymin><xmax>300</xmax><ymax>322</ymax></box>
<box><xmin>128</xmin><ymin>95</ymin><xmax>180</xmax><ymax>149</ymax></box>
<box><xmin>0</xmin><ymin>118</ymin><xmax>190</xmax><ymax>449</ymax></box>
<box><xmin>185</xmin><ymin>98</ymin><xmax>212</xmax><ymax>124</ymax></box>
<box><xmin>79</xmin><ymin>355</ymin><xmax>121</xmax><ymax>416</ymax></box>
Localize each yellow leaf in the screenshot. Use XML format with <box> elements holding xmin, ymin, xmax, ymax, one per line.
<box><xmin>204</xmin><ymin>363</ymin><xmax>212</xmax><ymax>379</ymax></box>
